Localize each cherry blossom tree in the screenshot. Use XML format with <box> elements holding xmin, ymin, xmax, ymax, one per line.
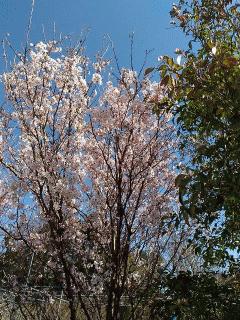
<box><xmin>0</xmin><ymin>40</ymin><xmax>184</xmax><ymax>320</ymax></box>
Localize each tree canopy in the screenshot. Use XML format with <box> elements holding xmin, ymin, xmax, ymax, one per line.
<box><xmin>156</xmin><ymin>0</ymin><xmax>240</xmax><ymax>266</ymax></box>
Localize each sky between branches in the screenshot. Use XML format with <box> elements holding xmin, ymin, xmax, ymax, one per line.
<box><xmin>0</xmin><ymin>0</ymin><xmax>187</xmax><ymax>71</ymax></box>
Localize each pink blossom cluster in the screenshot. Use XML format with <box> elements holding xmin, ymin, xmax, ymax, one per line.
<box><xmin>0</xmin><ymin>41</ymin><xmax>179</xmax><ymax>316</ymax></box>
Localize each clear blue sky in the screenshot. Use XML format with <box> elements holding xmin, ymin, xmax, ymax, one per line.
<box><xmin>0</xmin><ymin>0</ymin><xmax>187</xmax><ymax>71</ymax></box>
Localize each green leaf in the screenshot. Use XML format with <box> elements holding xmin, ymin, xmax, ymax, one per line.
<box><xmin>144</xmin><ymin>67</ymin><xmax>155</xmax><ymax>76</ymax></box>
<box><xmin>175</xmin><ymin>174</ymin><xmax>189</xmax><ymax>187</ymax></box>
<box><xmin>160</xmin><ymin>75</ymin><xmax>171</xmax><ymax>86</ymax></box>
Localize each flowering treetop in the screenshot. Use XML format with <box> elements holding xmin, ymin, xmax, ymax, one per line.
<box><xmin>0</xmin><ymin>41</ymin><xmax>182</xmax><ymax>320</ymax></box>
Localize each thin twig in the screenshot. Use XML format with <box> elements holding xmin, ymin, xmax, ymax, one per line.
<box><xmin>25</xmin><ymin>0</ymin><xmax>35</xmax><ymax>54</ymax></box>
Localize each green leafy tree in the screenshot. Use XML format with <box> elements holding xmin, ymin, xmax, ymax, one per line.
<box><xmin>150</xmin><ymin>270</ymin><xmax>240</xmax><ymax>320</ymax></box>
<box><xmin>157</xmin><ymin>0</ymin><xmax>240</xmax><ymax>266</ymax></box>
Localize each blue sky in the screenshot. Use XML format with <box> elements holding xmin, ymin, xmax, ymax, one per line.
<box><xmin>0</xmin><ymin>0</ymin><xmax>187</xmax><ymax>71</ymax></box>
